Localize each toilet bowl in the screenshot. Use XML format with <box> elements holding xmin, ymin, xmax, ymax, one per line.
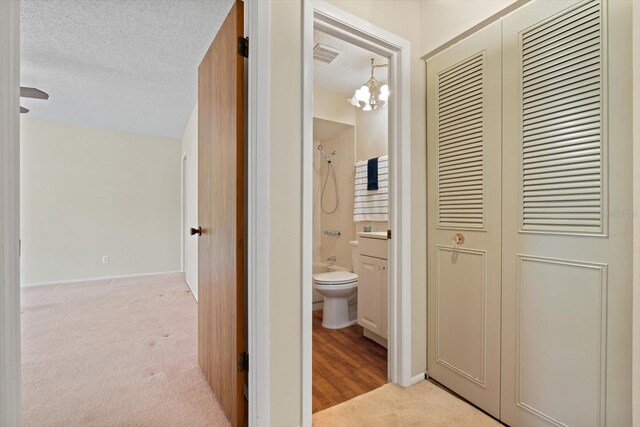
<box><xmin>312</xmin><ymin>240</ymin><xmax>359</xmax><ymax>329</ymax></box>
<box><xmin>313</xmin><ymin>271</ymin><xmax>358</xmax><ymax>329</ymax></box>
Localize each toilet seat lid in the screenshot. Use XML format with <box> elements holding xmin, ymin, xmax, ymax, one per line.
<box><xmin>313</xmin><ymin>271</ymin><xmax>358</xmax><ymax>285</ymax></box>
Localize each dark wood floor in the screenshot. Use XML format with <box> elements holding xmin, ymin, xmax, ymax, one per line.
<box><xmin>312</xmin><ymin>309</ymin><xmax>388</xmax><ymax>413</ymax></box>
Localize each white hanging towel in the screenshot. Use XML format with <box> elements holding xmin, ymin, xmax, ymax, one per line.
<box><xmin>354</xmin><ymin>155</ymin><xmax>389</xmax><ymax>222</ymax></box>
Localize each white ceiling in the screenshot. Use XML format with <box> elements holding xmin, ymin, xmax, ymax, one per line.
<box><xmin>313</xmin><ymin>29</ymin><xmax>388</xmax><ymax>97</ymax></box>
<box><xmin>20</xmin><ymin>0</ymin><xmax>234</xmax><ymax>138</ymax></box>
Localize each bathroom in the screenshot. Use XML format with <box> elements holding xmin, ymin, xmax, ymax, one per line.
<box><xmin>311</xmin><ymin>29</ymin><xmax>390</xmax><ymax>413</ymax></box>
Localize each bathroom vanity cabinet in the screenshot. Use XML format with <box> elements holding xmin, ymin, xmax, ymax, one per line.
<box><xmin>357</xmin><ymin>232</ymin><xmax>388</xmax><ymax>348</ymax></box>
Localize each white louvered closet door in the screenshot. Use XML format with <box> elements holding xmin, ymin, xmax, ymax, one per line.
<box><xmin>426</xmin><ymin>21</ymin><xmax>502</xmax><ymax>417</ymax></box>
<box><xmin>501</xmin><ymin>0</ymin><xmax>633</xmax><ymax>426</ymax></box>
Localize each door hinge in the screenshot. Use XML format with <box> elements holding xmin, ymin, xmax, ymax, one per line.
<box><xmin>238</xmin><ymin>37</ymin><xmax>249</xmax><ymax>58</ymax></box>
<box><xmin>387</xmin><ymin>229</ymin><xmax>392</xmax><ymax>239</ymax></box>
<box><xmin>238</xmin><ymin>351</ymin><xmax>249</xmax><ymax>372</ymax></box>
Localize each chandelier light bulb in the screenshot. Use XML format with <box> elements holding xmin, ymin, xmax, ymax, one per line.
<box><xmin>379</xmin><ymin>84</ymin><xmax>390</xmax><ymax>102</ymax></box>
<box><xmin>356</xmin><ymin>85</ymin><xmax>370</xmax><ymax>103</ymax></box>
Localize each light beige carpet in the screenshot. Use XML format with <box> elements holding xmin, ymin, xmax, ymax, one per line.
<box><xmin>313</xmin><ymin>381</ymin><xmax>502</xmax><ymax>427</ymax></box>
<box><xmin>21</xmin><ymin>273</ymin><xmax>230</xmax><ymax>427</ymax></box>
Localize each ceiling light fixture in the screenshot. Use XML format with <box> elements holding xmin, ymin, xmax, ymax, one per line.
<box><xmin>348</xmin><ymin>58</ymin><xmax>389</xmax><ymax>111</ymax></box>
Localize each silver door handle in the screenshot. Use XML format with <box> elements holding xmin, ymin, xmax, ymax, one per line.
<box><xmin>452</xmin><ymin>233</ymin><xmax>465</xmax><ymax>246</ymax></box>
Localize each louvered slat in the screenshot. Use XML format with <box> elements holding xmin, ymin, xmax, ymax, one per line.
<box><xmin>437</xmin><ymin>53</ymin><xmax>485</xmax><ymax>229</ymax></box>
<box><xmin>520</xmin><ymin>0</ymin><xmax>603</xmax><ymax>234</ymax></box>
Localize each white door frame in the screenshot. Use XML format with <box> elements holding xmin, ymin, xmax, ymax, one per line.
<box><xmin>301</xmin><ymin>1</ymin><xmax>412</xmax><ymax>425</ymax></box>
<box><xmin>0</xmin><ymin>0</ymin><xmax>20</xmax><ymax>425</ymax></box>
<box><xmin>245</xmin><ymin>0</ymin><xmax>271</xmax><ymax>426</ymax></box>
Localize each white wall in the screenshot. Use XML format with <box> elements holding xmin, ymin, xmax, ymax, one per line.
<box><xmin>20</xmin><ymin>119</ymin><xmax>182</xmax><ymax>285</ymax></box>
<box><xmin>181</xmin><ymin>103</ymin><xmax>198</xmax><ymax>299</ymax></box>
<box><xmin>420</xmin><ymin>0</ymin><xmax>519</xmax><ymax>54</ymax></box>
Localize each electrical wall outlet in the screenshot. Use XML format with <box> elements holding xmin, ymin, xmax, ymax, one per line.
<box><xmin>102</xmin><ymin>256</ymin><xmax>109</xmax><ymax>264</ymax></box>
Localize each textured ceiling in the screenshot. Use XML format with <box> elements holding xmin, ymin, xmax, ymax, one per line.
<box><xmin>313</xmin><ymin>29</ymin><xmax>388</xmax><ymax>97</ymax></box>
<box><xmin>21</xmin><ymin>0</ymin><xmax>234</xmax><ymax>138</ymax></box>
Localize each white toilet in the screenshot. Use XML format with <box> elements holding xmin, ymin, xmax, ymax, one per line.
<box><xmin>313</xmin><ymin>240</ymin><xmax>359</xmax><ymax>329</ymax></box>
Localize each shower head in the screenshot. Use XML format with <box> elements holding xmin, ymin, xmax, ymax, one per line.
<box><xmin>318</xmin><ymin>144</ymin><xmax>335</xmax><ymax>163</ymax></box>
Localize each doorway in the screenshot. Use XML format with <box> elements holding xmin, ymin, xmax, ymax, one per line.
<box><xmin>302</xmin><ymin>2</ymin><xmax>413</xmax><ymax>424</ymax></box>
<box><xmin>4</xmin><ymin>0</ymin><xmax>246</xmax><ymax>425</ymax></box>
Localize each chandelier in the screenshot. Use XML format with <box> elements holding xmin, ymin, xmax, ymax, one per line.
<box><xmin>348</xmin><ymin>58</ymin><xmax>389</xmax><ymax>111</ymax></box>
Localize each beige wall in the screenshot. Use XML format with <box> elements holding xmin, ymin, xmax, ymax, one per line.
<box><xmin>20</xmin><ymin>119</ymin><xmax>182</xmax><ymax>285</ymax></box>
<box><xmin>313</xmin><ymin>88</ymin><xmax>356</xmax><ymax>126</ymax></box>
<box><xmin>318</xmin><ymin>127</ymin><xmax>356</xmax><ymax>271</ymax></box>
<box><xmin>355</xmin><ymin>106</ymin><xmax>387</xmax><ymax>161</ymax></box>
<box><xmin>181</xmin><ymin>104</ymin><xmax>198</xmax><ymax>299</ymax></box>
<box><xmin>313</xmin><ymin>138</ymin><xmax>322</xmax><ymax>265</ymax></box>
<box><xmin>269</xmin><ymin>1</ymin><xmax>302</xmax><ymax>425</ymax></box>
<box><xmin>354</xmin><ymin>103</ymin><xmax>389</xmax><ymax>234</ymax></box>
<box><xmin>420</xmin><ymin>0</ymin><xmax>518</xmax><ymax>54</ymax></box>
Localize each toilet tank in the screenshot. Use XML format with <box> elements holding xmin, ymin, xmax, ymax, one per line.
<box><xmin>349</xmin><ymin>240</ymin><xmax>359</xmax><ymax>274</ymax></box>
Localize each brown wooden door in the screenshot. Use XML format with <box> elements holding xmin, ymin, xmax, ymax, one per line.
<box><xmin>197</xmin><ymin>1</ymin><xmax>245</xmax><ymax>426</ymax></box>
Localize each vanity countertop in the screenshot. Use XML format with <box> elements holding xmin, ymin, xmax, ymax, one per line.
<box><xmin>357</xmin><ymin>231</ymin><xmax>388</xmax><ymax>240</ymax></box>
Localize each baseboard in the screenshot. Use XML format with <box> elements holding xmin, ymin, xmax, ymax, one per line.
<box><xmin>184</xmin><ymin>279</ymin><xmax>198</xmax><ymax>302</ymax></box>
<box><xmin>410</xmin><ymin>372</ymin><xmax>427</xmax><ymax>386</ymax></box>
<box><xmin>21</xmin><ymin>271</ymin><xmax>184</xmax><ymax>288</ymax></box>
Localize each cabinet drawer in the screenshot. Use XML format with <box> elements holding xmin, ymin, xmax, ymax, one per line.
<box><xmin>358</xmin><ymin>236</ymin><xmax>388</xmax><ymax>260</ymax></box>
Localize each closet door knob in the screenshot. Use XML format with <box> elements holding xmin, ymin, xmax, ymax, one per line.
<box><xmin>190</xmin><ymin>227</ymin><xmax>202</xmax><ymax>236</ymax></box>
<box><xmin>452</xmin><ymin>233</ymin><xmax>465</xmax><ymax>246</ymax></box>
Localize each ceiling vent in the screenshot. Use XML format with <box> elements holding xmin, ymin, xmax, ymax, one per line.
<box><xmin>313</xmin><ymin>43</ymin><xmax>341</xmax><ymax>64</ymax></box>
